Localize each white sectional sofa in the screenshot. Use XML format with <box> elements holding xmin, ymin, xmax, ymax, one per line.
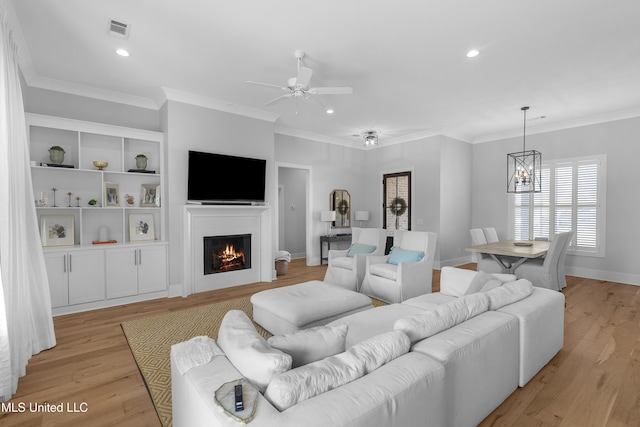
<box><xmin>171</xmin><ymin>267</ymin><xmax>565</xmax><ymax>427</ymax></box>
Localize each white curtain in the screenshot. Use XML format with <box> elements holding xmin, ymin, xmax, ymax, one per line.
<box><xmin>0</xmin><ymin>9</ymin><xmax>56</xmax><ymax>401</ymax></box>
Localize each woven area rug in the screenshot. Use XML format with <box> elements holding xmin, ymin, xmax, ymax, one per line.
<box><xmin>121</xmin><ymin>296</ymin><xmax>269</xmax><ymax>427</ymax></box>
<box><xmin>122</xmin><ymin>295</ymin><xmax>386</xmax><ymax>427</ymax></box>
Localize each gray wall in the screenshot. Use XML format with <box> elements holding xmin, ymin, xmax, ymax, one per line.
<box><xmin>164</xmin><ymin>100</ymin><xmax>276</xmax><ymax>290</ymax></box>
<box><xmin>472</xmin><ymin>116</ymin><xmax>640</xmax><ymax>285</ymax></box>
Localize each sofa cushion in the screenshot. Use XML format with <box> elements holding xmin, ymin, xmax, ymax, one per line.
<box><xmin>388</xmin><ymin>247</ymin><xmax>424</xmax><ymax>265</ymax></box>
<box><xmin>486</xmin><ymin>279</ymin><xmax>533</xmax><ymax>310</ymax></box>
<box><xmin>264</xmin><ymin>330</ymin><xmax>410</xmax><ymax>411</ymax></box>
<box><xmin>394</xmin><ymin>293</ymin><xmax>490</xmax><ymax>343</ymax></box>
<box><xmin>347</xmin><ymin>243</ymin><xmax>376</xmax><ymax>257</ymax></box>
<box><xmin>440</xmin><ymin>266</ymin><xmax>516</xmax><ymax>297</ymax></box>
<box><xmin>369</xmin><ymin>263</ymin><xmax>397</xmax><ymax>280</ymax></box>
<box><xmin>332</xmin><ymin>256</ymin><xmax>354</xmax><ymax>269</ymax></box>
<box><xmin>216</xmin><ymin>310</ymin><xmax>292</xmax><ymax>392</ymax></box>
<box><xmin>267</xmin><ymin>324</ymin><xmax>348</xmax><ymax>368</ymax></box>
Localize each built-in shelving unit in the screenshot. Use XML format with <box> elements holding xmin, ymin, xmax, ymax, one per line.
<box><xmin>27</xmin><ymin>113</ymin><xmax>168</xmax><ymax>315</ymax></box>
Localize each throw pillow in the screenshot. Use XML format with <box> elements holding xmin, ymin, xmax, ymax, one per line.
<box><xmin>486</xmin><ymin>279</ymin><xmax>533</xmax><ymax>310</ymax></box>
<box><xmin>171</xmin><ymin>335</ymin><xmax>225</xmax><ymax>375</ymax></box>
<box><xmin>216</xmin><ymin>310</ymin><xmax>292</xmax><ymax>392</ymax></box>
<box><xmin>394</xmin><ymin>293</ymin><xmax>490</xmax><ymax>343</ymax></box>
<box><xmin>267</xmin><ymin>324</ymin><xmax>348</xmax><ymax>368</ymax></box>
<box><xmin>388</xmin><ymin>247</ymin><xmax>424</xmax><ymax>265</ymax></box>
<box><xmin>346</xmin><ymin>243</ymin><xmax>377</xmax><ymax>257</ymax></box>
<box><xmin>264</xmin><ymin>330</ymin><xmax>410</xmax><ymax>411</ymax></box>
<box><xmin>440</xmin><ymin>267</ymin><xmax>517</xmax><ymax>297</ymax></box>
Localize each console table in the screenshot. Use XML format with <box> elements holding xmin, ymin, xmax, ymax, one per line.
<box><xmin>320</xmin><ymin>234</ymin><xmax>352</xmax><ymax>265</ymax></box>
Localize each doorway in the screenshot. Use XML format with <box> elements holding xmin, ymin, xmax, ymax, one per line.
<box><xmin>276</xmin><ymin>164</ymin><xmax>311</xmax><ymax>263</ymax></box>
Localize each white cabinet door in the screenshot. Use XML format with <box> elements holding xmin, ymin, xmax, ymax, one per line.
<box><xmin>68</xmin><ymin>250</ymin><xmax>105</xmax><ymax>305</ymax></box>
<box><xmin>106</xmin><ymin>247</ymin><xmax>138</xmax><ymax>299</ymax></box>
<box><xmin>137</xmin><ymin>245</ymin><xmax>167</xmax><ymax>294</ymax></box>
<box><xmin>44</xmin><ymin>252</ymin><xmax>69</xmax><ymax>308</ymax></box>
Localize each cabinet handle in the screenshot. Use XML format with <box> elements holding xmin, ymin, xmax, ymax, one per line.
<box><xmin>138</xmin><ymin>249</ymin><xmax>142</xmax><ymax>265</ymax></box>
<box><xmin>63</xmin><ymin>254</ymin><xmax>66</xmax><ymax>273</ymax></box>
<box><xmin>134</xmin><ymin>250</ymin><xmax>137</xmax><ymax>265</ymax></box>
<box><xmin>69</xmin><ymin>254</ymin><xmax>72</xmax><ymax>273</ymax></box>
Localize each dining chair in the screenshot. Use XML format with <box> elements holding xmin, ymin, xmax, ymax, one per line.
<box><xmin>470</xmin><ymin>228</ymin><xmax>508</xmax><ymax>274</ymax></box>
<box><xmin>323</xmin><ymin>227</ymin><xmax>387</xmax><ymax>291</ymax></box>
<box><xmin>513</xmin><ymin>231</ymin><xmax>574</xmax><ymax>291</ymax></box>
<box><xmin>483</xmin><ymin>227</ymin><xmax>500</xmax><ymax>243</ymax></box>
<box><xmin>360</xmin><ymin>230</ymin><xmax>437</xmax><ymax>303</ymax></box>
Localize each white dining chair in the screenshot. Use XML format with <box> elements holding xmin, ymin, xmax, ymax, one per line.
<box><xmin>513</xmin><ymin>231</ymin><xmax>574</xmax><ymax>290</ymax></box>
<box><xmin>483</xmin><ymin>227</ymin><xmax>500</xmax><ymax>243</ymax></box>
<box><xmin>470</xmin><ymin>228</ymin><xmax>507</xmax><ymax>274</ymax></box>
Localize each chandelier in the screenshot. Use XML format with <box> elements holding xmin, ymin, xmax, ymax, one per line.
<box><xmin>507</xmin><ymin>106</ymin><xmax>541</xmax><ymax>193</ymax></box>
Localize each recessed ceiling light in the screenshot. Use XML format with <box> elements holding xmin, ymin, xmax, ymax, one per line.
<box><xmin>115</xmin><ymin>48</ymin><xmax>130</xmax><ymax>57</ymax></box>
<box><xmin>326</xmin><ymin>109</ymin><xmax>334</xmax><ymax>114</ymax></box>
<box><xmin>466</xmin><ymin>49</ymin><xmax>480</xmax><ymax>58</ymax></box>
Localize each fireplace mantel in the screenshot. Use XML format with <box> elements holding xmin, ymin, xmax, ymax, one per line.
<box><xmin>183</xmin><ymin>205</ymin><xmax>271</xmax><ymax>296</ymax></box>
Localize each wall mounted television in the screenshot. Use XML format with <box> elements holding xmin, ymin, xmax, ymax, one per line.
<box><xmin>188</xmin><ymin>150</ymin><xmax>266</xmax><ymax>204</ymax></box>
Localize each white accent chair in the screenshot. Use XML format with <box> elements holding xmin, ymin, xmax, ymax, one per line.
<box><xmin>360</xmin><ymin>230</ymin><xmax>437</xmax><ymax>303</ymax></box>
<box><xmin>323</xmin><ymin>228</ymin><xmax>386</xmax><ymax>291</ymax></box>
<box><xmin>470</xmin><ymin>228</ymin><xmax>508</xmax><ymax>274</ymax></box>
<box><xmin>513</xmin><ymin>231</ymin><xmax>574</xmax><ymax>290</ymax></box>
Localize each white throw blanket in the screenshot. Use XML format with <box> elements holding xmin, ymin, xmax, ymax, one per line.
<box><xmin>274</xmin><ymin>250</ymin><xmax>291</xmax><ymax>262</ymax></box>
<box><xmin>172</xmin><ymin>336</ymin><xmax>225</xmax><ymax>375</ymax></box>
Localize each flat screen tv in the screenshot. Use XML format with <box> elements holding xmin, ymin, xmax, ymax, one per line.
<box><xmin>188</xmin><ymin>150</ymin><xmax>266</xmax><ymax>204</ymax></box>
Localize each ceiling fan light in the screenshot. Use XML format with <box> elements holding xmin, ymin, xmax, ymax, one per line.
<box><xmin>364</xmin><ymin>134</ymin><xmax>378</xmax><ymax>146</ymax></box>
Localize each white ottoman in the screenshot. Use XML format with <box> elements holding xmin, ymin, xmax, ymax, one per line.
<box><xmin>251</xmin><ymin>280</ymin><xmax>374</xmax><ymax>335</ymax></box>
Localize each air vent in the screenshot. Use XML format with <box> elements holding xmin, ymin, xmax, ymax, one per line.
<box><xmin>108</xmin><ymin>19</ymin><xmax>130</xmax><ymax>39</ymax></box>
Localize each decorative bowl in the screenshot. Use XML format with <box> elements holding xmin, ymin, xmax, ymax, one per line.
<box><xmin>93</xmin><ymin>160</ymin><xmax>108</xmax><ymax>170</ymax></box>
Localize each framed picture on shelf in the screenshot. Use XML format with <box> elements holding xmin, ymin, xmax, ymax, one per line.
<box><xmin>103</xmin><ymin>182</ymin><xmax>120</xmax><ymax>207</ymax></box>
<box><xmin>140</xmin><ymin>184</ymin><xmax>160</xmax><ymax>207</ymax></box>
<box><xmin>40</xmin><ymin>214</ymin><xmax>75</xmax><ymax>247</ymax></box>
<box><xmin>129</xmin><ymin>213</ymin><xmax>156</xmax><ymax>242</ymax></box>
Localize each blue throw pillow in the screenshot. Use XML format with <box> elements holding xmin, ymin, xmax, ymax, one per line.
<box><xmin>346</xmin><ymin>243</ymin><xmax>376</xmax><ymax>257</ymax></box>
<box><xmin>388</xmin><ymin>247</ymin><xmax>424</xmax><ymax>265</ymax></box>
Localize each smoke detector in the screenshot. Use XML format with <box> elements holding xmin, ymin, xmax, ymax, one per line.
<box><xmin>108</xmin><ymin>19</ymin><xmax>130</xmax><ymax>39</ymax></box>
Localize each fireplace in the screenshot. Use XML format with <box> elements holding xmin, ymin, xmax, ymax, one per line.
<box><xmin>204</xmin><ymin>234</ymin><xmax>252</xmax><ymax>275</ymax></box>
<box><xmin>184</xmin><ymin>205</ymin><xmax>271</xmax><ymax>296</ymax></box>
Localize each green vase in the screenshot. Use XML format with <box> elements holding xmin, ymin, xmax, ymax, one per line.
<box><xmin>49</xmin><ymin>149</ymin><xmax>64</xmax><ymax>164</ymax></box>
<box><xmin>136</xmin><ymin>156</ymin><xmax>148</xmax><ymax>170</ymax></box>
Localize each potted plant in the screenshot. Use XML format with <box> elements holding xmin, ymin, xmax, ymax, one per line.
<box><xmin>49</xmin><ymin>145</ymin><xmax>65</xmax><ymax>164</ymax></box>
<box><xmin>135</xmin><ymin>153</ymin><xmax>148</xmax><ymax>170</ymax></box>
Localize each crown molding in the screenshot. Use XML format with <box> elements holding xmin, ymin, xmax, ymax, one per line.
<box><xmin>160</xmin><ymin>88</ymin><xmax>280</xmax><ymax>123</ymax></box>
<box><xmin>275</xmin><ymin>125</ymin><xmax>359</xmax><ymax>148</ymax></box>
<box><xmin>25</xmin><ymin>75</ymin><xmax>159</xmax><ymax>109</ymax></box>
<box><xmin>472</xmin><ymin>106</ymin><xmax>640</xmax><ymax>144</ymax></box>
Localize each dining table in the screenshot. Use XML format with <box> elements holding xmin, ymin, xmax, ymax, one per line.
<box><xmin>465</xmin><ymin>240</ymin><xmax>550</xmax><ymax>273</ymax></box>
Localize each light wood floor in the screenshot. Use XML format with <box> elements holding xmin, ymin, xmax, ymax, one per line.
<box><xmin>1</xmin><ymin>260</ymin><xmax>639</xmax><ymax>427</ymax></box>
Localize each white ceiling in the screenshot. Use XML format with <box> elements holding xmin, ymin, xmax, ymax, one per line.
<box><xmin>5</xmin><ymin>0</ymin><xmax>640</xmax><ymax>145</ymax></box>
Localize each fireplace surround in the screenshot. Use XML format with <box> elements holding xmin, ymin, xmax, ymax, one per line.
<box><xmin>184</xmin><ymin>205</ymin><xmax>271</xmax><ymax>295</ymax></box>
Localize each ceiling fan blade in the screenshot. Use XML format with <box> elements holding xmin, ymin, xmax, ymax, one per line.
<box><xmin>296</xmin><ymin>67</ymin><xmax>313</xmax><ymax>88</ymax></box>
<box><xmin>246</xmin><ymin>81</ymin><xmax>288</xmax><ymax>91</ymax></box>
<box><xmin>308</xmin><ymin>86</ymin><xmax>353</xmax><ymax>95</ymax></box>
<box><xmin>264</xmin><ymin>93</ymin><xmax>292</xmax><ymax>106</ymax></box>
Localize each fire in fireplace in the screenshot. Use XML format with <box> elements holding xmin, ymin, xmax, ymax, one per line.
<box><xmin>203</xmin><ymin>234</ymin><xmax>251</xmax><ymax>275</ymax></box>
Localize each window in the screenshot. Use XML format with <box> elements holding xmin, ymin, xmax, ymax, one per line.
<box><xmin>510</xmin><ymin>155</ymin><xmax>606</xmax><ymax>257</ymax></box>
<box><xmin>383</xmin><ymin>171</ymin><xmax>411</xmax><ymax>232</ymax></box>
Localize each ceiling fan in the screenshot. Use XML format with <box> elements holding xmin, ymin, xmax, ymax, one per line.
<box><xmin>246</xmin><ymin>50</ymin><xmax>353</xmax><ymax>109</ymax></box>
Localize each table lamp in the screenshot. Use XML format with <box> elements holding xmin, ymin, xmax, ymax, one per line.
<box><xmin>355</xmin><ymin>211</ymin><xmax>369</xmax><ymax>227</ymax></box>
<box><xmin>321</xmin><ymin>210</ymin><xmax>336</xmax><ymax>236</ymax></box>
